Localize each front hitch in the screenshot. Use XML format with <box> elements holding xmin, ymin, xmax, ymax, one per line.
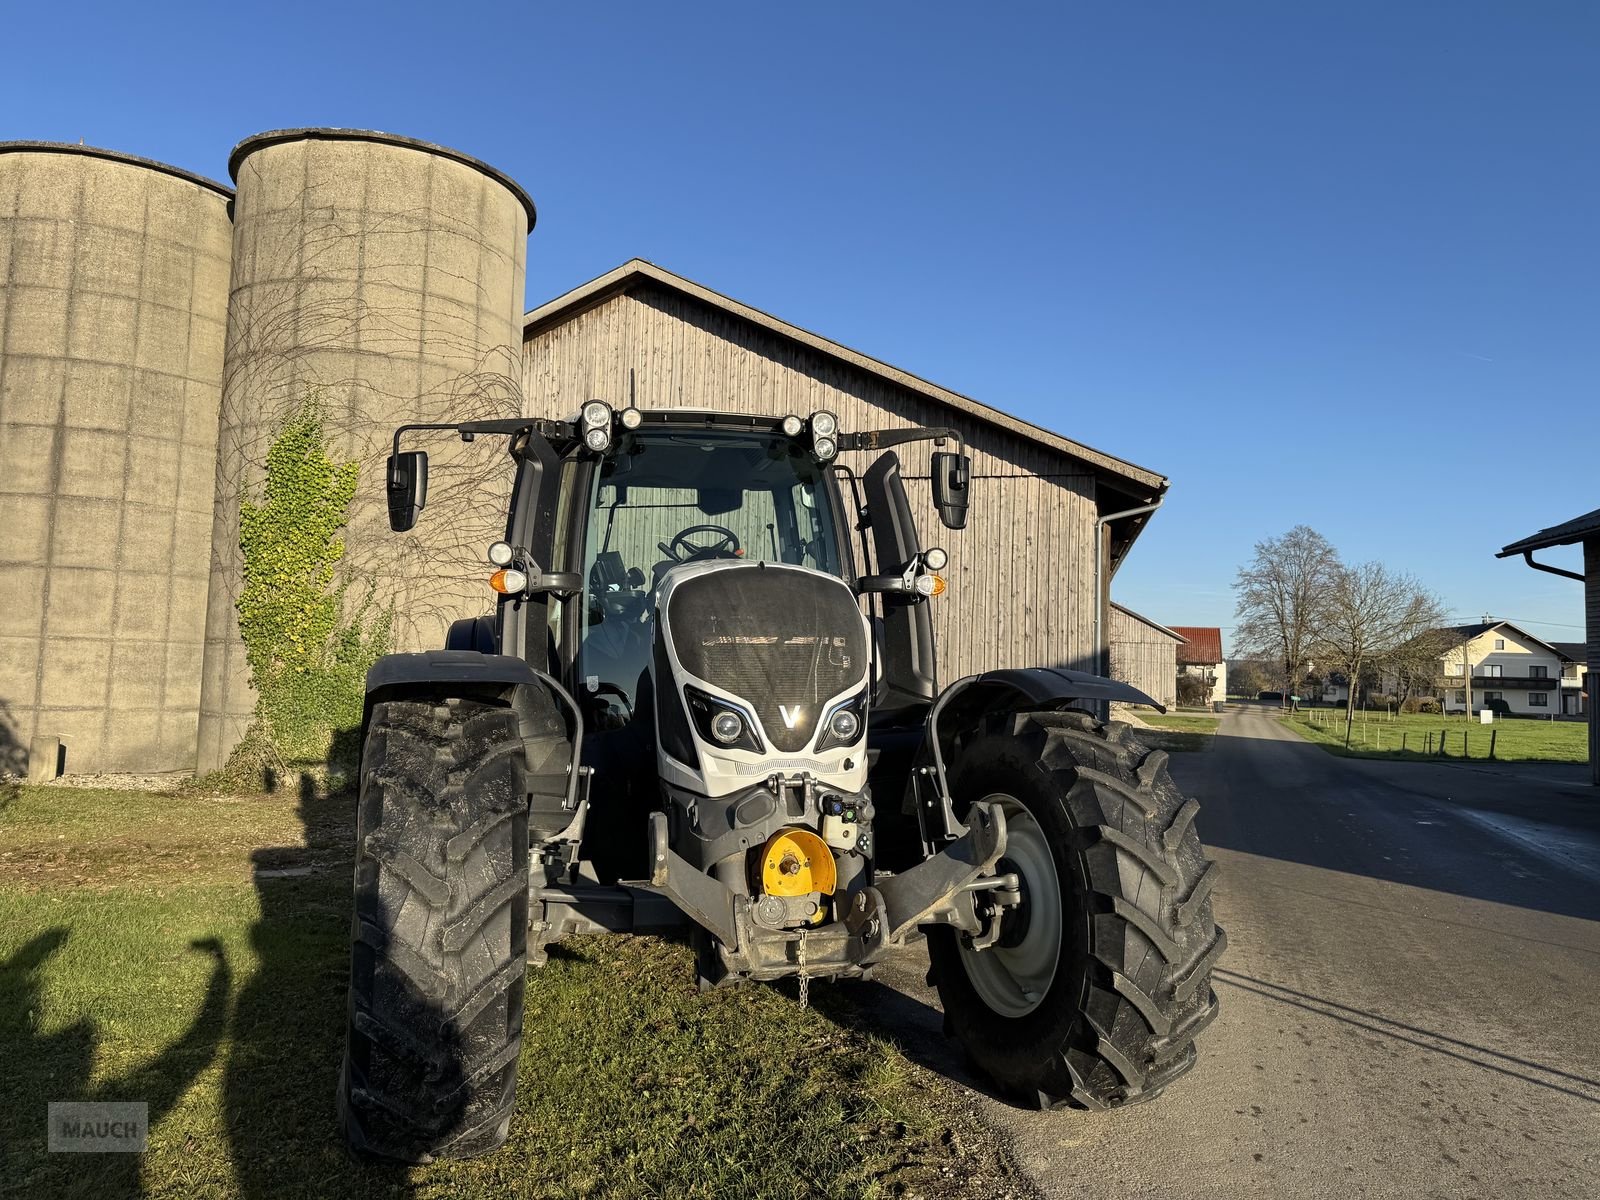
<box><xmin>871</xmin><ymin>799</ymin><xmax>1012</xmax><ymax>944</ymax></box>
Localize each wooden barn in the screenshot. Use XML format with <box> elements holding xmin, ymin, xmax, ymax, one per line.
<box><xmin>1108</xmin><ymin>603</ymin><xmax>1185</xmax><ymax>711</ymax></box>
<box><xmin>520</xmin><ymin>260</ymin><xmax>1168</xmax><ymax>688</ymax></box>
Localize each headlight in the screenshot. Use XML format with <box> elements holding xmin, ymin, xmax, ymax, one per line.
<box><xmin>923</xmin><ymin>546</ymin><xmax>948</xmax><ymax>570</ymax></box>
<box><xmin>813</xmin><ymin>435</ymin><xmax>837</xmax><ymax>461</ymax></box>
<box><xmin>582</xmin><ymin>400</ymin><xmax>612</xmax><ymax>428</ymax></box>
<box><xmin>584</xmin><ymin>426</ymin><xmax>611</xmax><ymax>452</ymax></box>
<box><xmin>620</xmin><ymin>406</ymin><xmax>643</xmax><ymax>429</ymax></box>
<box><xmin>816</xmin><ymin>693</ymin><xmax>867</xmax><ymax>752</ymax></box>
<box><xmin>487</xmin><ymin>541</ymin><xmax>514</xmax><ymax>567</ymax></box>
<box><xmin>782</xmin><ymin>414</ymin><xmax>804</xmax><ymax>437</ymax></box>
<box><xmin>827</xmin><ymin>708</ymin><xmax>859</xmax><ymax>742</ymax></box>
<box><xmin>711</xmin><ymin>711</ymin><xmax>744</xmax><ymax>744</ymax></box>
<box><xmin>684</xmin><ymin>686</ymin><xmax>764</xmax><ymax>753</ymax></box>
<box><xmin>810</xmin><ymin>411</ymin><xmax>838</xmax><ymax>437</ymax></box>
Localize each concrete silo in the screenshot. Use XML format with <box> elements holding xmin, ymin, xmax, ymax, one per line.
<box><xmin>0</xmin><ymin>144</ymin><xmax>232</xmax><ymax>776</ymax></box>
<box><xmin>197</xmin><ymin>129</ymin><xmax>535</xmax><ymax>771</ymax></box>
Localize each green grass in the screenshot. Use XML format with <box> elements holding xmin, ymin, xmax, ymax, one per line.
<box><xmin>1282</xmin><ymin>709</ymin><xmax>1589</xmax><ymax>764</ymax></box>
<box><xmin>1136</xmin><ymin>712</ymin><xmax>1222</xmax><ymax>753</ymax></box>
<box><xmin>0</xmin><ymin>786</ymin><xmax>1008</xmax><ymax>1199</ymax></box>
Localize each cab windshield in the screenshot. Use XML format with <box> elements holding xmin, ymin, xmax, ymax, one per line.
<box><xmin>580</xmin><ymin>428</ymin><xmax>844</xmax><ymax>717</ymax></box>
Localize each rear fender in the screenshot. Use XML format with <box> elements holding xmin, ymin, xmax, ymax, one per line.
<box><xmin>910</xmin><ymin>667</ymin><xmax>1163</xmax><ymax>849</ymax></box>
<box><xmin>362</xmin><ymin>650</ymin><xmax>584</xmax><ymax>825</ymax></box>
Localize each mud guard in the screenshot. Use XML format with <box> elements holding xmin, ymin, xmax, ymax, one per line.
<box><xmin>362</xmin><ymin>650</ymin><xmax>584</xmax><ymax>829</ymax></box>
<box><xmin>911</xmin><ymin>667</ymin><xmax>1164</xmax><ymax>849</ymax></box>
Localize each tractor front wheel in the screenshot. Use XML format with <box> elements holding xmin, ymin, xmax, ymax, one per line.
<box><xmin>339</xmin><ymin>695</ymin><xmax>531</xmax><ymax>1160</ymax></box>
<box><xmin>927</xmin><ymin>709</ymin><xmax>1224</xmax><ymax>1110</ymax></box>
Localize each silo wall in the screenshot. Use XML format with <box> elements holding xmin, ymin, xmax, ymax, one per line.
<box><xmin>196</xmin><ymin>129</ymin><xmax>533</xmax><ymax>771</ymax></box>
<box><xmin>0</xmin><ymin>144</ymin><xmax>232</xmax><ymax>775</ymax></box>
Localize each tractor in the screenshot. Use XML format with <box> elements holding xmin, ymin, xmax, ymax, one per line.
<box><xmin>339</xmin><ymin>402</ymin><xmax>1224</xmax><ymax>1160</ymax></box>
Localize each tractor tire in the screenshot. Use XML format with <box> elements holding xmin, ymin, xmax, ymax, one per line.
<box><xmin>927</xmin><ymin>709</ymin><xmax>1224</xmax><ymax>1110</ymax></box>
<box><xmin>339</xmin><ymin>695</ymin><xmax>530</xmax><ymax>1161</ymax></box>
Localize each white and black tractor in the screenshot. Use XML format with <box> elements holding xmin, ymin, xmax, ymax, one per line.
<box><xmin>339</xmin><ymin>404</ymin><xmax>1224</xmax><ymax>1159</ymax></box>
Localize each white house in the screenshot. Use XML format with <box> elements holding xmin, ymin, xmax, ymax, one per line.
<box><xmin>1437</xmin><ymin>621</ymin><xmax>1570</xmax><ymax>717</ymax></box>
<box><xmin>1171</xmin><ymin>626</ymin><xmax>1227</xmax><ymax>706</ymax></box>
<box><xmin>1553</xmin><ymin>642</ymin><xmax>1590</xmax><ymax>717</ymax></box>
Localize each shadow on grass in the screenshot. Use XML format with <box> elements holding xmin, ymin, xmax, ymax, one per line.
<box><xmin>218</xmin><ymin>739</ymin><xmax>423</xmax><ymax>1199</ymax></box>
<box><xmin>778</xmin><ymin>972</ymin><xmax>1017</xmax><ymax>1110</ymax></box>
<box><xmin>0</xmin><ymin>929</ymin><xmax>231</xmax><ymax>1196</ymax></box>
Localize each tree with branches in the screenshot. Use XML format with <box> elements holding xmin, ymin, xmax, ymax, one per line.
<box><xmin>1231</xmin><ymin>525</ymin><xmax>1341</xmax><ymax>704</ymax></box>
<box><xmin>1318</xmin><ymin>561</ymin><xmax>1446</xmax><ymax>744</ymax></box>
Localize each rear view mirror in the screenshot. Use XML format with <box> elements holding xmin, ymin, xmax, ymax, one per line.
<box><xmin>387</xmin><ymin>451</ymin><xmax>429</xmax><ymax>532</ymax></box>
<box><xmin>931</xmin><ymin>451</ymin><xmax>970</xmax><ymax>530</ymax></box>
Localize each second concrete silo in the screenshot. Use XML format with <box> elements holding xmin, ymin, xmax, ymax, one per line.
<box><xmin>0</xmin><ymin>144</ymin><xmax>232</xmax><ymax>775</ymax></box>
<box><xmin>196</xmin><ymin>129</ymin><xmax>535</xmax><ymax>770</ymax></box>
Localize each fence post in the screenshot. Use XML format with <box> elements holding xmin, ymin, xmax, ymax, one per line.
<box><xmin>1402</xmin><ymin>732</ymin><xmax>1408</xmax><ymax>752</ymax></box>
<box><xmin>1489</xmin><ymin>728</ymin><xmax>1497</xmax><ymax>761</ymax></box>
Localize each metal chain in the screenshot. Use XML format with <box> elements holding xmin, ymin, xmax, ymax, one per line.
<box><xmin>796</xmin><ymin>932</ymin><xmax>809</xmax><ymax>1009</ymax></box>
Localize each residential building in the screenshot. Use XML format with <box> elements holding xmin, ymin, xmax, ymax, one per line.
<box><xmin>1436</xmin><ymin>621</ymin><xmax>1567</xmax><ymax>717</ymax></box>
<box><xmin>1170</xmin><ymin>627</ymin><xmax>1226</xmax><ymax>706</ymax></box>
<box><xmin>1552</xmin><ymin>643</ymin><xmax>1590</xmax><ymax>718</ymax></box>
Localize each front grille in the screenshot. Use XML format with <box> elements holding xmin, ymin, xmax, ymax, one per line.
<box><xmin>666</xmin><ymin>565</ymin><xmax>868</xmax><ymax>753</ymax></box>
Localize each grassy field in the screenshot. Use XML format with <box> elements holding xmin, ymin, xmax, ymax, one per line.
<box><xmin>1282</xmin><ymin>709</ymin><xmax>1589</xmax><ymax>764</ymax></box>
<box><xmin>1135</xmin><ymin>711</ymin><xmax>1221</xmax><ymax>753</ymax></box>
<box><xmin>0</xmin><ymin>784</ymin><xmax>1016</xmax><ymax>1199</ymax></box>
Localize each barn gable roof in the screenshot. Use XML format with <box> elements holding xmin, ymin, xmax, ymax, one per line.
<box><xmin>523</xmin><ymin>259</ymin><xmax>1167</xmax><ymax>496</ymax></box>
<box><xmin>1111</xmin><ymin>603</ymin><xmax>1186</xmax><ymax>642</ymax></box>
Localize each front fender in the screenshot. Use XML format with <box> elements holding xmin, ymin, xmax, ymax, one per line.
<box><xmin>362</xmin><ymin>651</ymin><xmax>584</xmax><ymax>819</ymax></box>
<box><xmin>947</xmin><ymin>666</ymin><xmax>1164</xmax><ymax>716</ymax></box>
<box><xmin>909</xmin><ymin>667</ymin><xmax>1162</xmax><ymax>848</ymax></box>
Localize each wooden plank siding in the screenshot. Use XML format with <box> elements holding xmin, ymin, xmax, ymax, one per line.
<box><xmin>522</xmin><ymin>284</ymin><xmax>1101</xmax><ymax>685</ymax></box>
<box><xmin>1109</xmin><ymin>604</ymin><xmax>1181</xmax><ymax>710</ymax></box>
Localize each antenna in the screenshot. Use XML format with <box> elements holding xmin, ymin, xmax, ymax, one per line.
<box><xmin>629</xmin><ymin>367</ymin><xmax>636</xmax><ymax>408</ymax></box>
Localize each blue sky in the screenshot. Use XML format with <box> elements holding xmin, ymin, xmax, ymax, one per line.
<box><xmin>6</xmin><ymin>2</ymin><xmax>1595</xmax><ymax>646</ymax></box>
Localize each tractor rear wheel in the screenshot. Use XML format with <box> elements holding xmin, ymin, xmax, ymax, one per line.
<box><xmin>927</xmin><ymin>709</ymin><xmax>1224</xmax><ymax>1110</ymax></box>
<box><xmin>339</xmin><ymin>695</ymin><xmax>531</xmax><ymax>1160</ymax></box>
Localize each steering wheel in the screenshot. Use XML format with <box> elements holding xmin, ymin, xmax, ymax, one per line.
<box><xmin>659</xmin><ymin>523</ymin><xmax>742</xmax><ymax>563</ymax></box>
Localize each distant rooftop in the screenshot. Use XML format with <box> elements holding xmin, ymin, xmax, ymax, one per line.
<box><xmin>1171</xmin><ymin>627</ymin><xmax>1223</xmax><ymax>664</ymax></box>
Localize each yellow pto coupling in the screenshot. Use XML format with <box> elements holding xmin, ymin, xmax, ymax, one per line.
<box><xmin>759</xmin><ymin>828</ymin><xmax>837</xmax><ymax>897</ymax></box>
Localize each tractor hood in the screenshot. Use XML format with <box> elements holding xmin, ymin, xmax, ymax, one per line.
<box><xmin>653</xmin><ymin>560</ymin><xmax>870</xmax><ymax>797</ymax></box>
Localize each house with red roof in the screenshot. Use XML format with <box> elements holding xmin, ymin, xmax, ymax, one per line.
<box><xmin>1171</xmin><ymin>626</ymin><xmax>1227</xmax><ymax>706</ymax></box>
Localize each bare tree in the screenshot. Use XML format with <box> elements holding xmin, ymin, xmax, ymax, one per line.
<box><xmin>1232</xmin><ymin>526</ymin><xmax>1341</xmax><ymax>703</ymax></box>
<box><xmin>1318</xmin><ymin>562</ymin><xmax>1446</xmax><ymax>744</ymax></box>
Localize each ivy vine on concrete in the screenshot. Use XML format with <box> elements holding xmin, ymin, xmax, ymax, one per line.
<box><xmin>234</xmin><ymin>395</ymin><xmax>390</xmax><ymax>773</ymax></box>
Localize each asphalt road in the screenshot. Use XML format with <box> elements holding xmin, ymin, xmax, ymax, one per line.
<box><xmin>869</xmin><ymin>704</ymin><xmax>1600</xmax><ymax>1199</ymax></box>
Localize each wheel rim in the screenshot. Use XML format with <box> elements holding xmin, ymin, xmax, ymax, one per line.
<box><xmin>957</xmin><ymin>795</ymin><xmax>1063</xmax><ymax>1019</ymax></box>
